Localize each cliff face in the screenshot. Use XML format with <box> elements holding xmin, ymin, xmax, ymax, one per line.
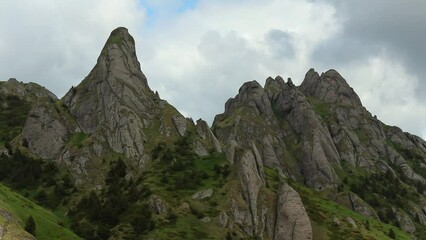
<box><xmin>212</xmin><ymin>69</ymin><xmax>426</xmax><ymax>236</ymax></box>
<box><xmin>61</xmin><ymin>27</ymin><xmax>158</xmax><ymax>166</ymax></box>
<box><xmin>6</xmin><ymin>28</ymin><xmax>426</xmax><ymax>239</ymax></box>
<box><xmin>22</xmin><ymin>27</ymin><xmax>219</xmax><ymax>187</ymax></box>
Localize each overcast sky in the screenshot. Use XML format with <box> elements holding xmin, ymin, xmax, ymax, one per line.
<box><xmin>1</xmin><ymin>0</ymin><xmax>425</xmax><ymax>139</ymax></box>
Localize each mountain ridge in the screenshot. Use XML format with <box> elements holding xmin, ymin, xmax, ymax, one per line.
<box><xmin>1</xmin><ymin>27</ymin><xmax>425</xmax><ymax>239</ymax></box>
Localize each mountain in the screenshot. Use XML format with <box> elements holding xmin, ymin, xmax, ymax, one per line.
<box><xmin>1</xmin><ymin>27</ymin><xmax>426</xmax><ymax>239</ymax></box>
<box><xmin>22</xmin><ymin>27</ymin><xmax>220</xmax><ymax>189</ymax></box>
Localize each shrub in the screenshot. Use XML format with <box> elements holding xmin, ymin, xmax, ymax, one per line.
<box><xmin>25</xmin><ymin>215</ymin><xmax>36</xmax><ymax>236</ymax></box>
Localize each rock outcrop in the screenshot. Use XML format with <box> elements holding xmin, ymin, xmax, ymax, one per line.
<box><xmin>61</xmin><ymin>27</ymin><xmax>159</xmax><ymax>165</ymax></box>
<box><xmin>21</xmin><ymin>27</ymin><xmax>203</xmax><ymax>185</ymax></box>
<box><xmin>274</xmin><ymin>183</ymin><xmax>312</xmax><ymax>240</ymax></box>
<box><xmin>213</xmin><ymin>68</ymin><xmax>426</xmax><ymax>238</ymax></box>
<box><xmin>23</xmin><ymin>101</ymin><xmax>70</xmax><ymax>159</ymax></box>
<box><xmin>0</xmin><ymin>78</ymin><xmax>57</xmax><ymax>102</ymax></box>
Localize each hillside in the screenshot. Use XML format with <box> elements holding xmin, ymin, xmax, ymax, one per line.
<box><xmin>0</xmin><ymin>183</ymin><xmax>80</xmax><ymax>239</ymax></box>
<box><xmin>0</xmin><ymin>27</ymin><xmax>426</xmax><ymax>239</ymax></box>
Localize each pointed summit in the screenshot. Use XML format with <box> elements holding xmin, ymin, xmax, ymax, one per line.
<box><xmin>98</xmin><ymin>27</ymin><xmax>150</xmax><ymax>90</ymax></box>
<box><xmin>24</xmin><ymin>27</ymin><xmax>197</xmax><ymax>186</ymax></box>
<box><xmin>61</xmin><ymin>27</ymin><xmax>161</xmax><ymax>164</ymax></box>
<box><xmin>300</xmin><ymin>68</ymin><xmax>362</xmax><ymax>107</ymax></box>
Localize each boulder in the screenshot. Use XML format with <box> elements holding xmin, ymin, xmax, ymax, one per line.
<box><xmin>274</xmin><ymin>183</ymin><xmax>312</xmax><ymax>240</ymax></box>
<box><xmin>192</xmin><ymin>189</ymin><xmax>213</xmax><ymax>200</ymax></box>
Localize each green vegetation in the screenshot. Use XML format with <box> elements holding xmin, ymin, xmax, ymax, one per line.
<box><xmin>25</xmin><ymin>215</ymin><xmax>36</xmax><ymax>236</ymax></box>
<box><xmin>108</xmin><ymin>34</ymin><xmax>123</xmax><ymax>45</ymax></box>
<box><xmin>387</xmin><ymin>139</ymin><xmax>426</xmax><ymax>180</ymax></box>
<box><xmin>69</xmin><ymin>132</ymin><xmax>230</xmax><ymax>239</ymax></box>
<box><xmin>0</xmin><ymin>149</ymin><xmax>74</xmax><ymax>209</ymax></box>
<box><xmin>0</xmin><ymin>95</ymin><xmax>32</xmax><ymax>145</ymax></box>
<box><xmin>264</xmin><ymin>167</ymin><xmax>281</xmax><ymax>192</ymax></box>
<box><xmin>0</xmin><ymin>184</ymin><xmax>80</xmax><ymax>239</ymax></box>
<box><xmin>291</xmin><ymin>181</ymin><xmax>412</xmax><ymax>240</ymax></box>
<box><xmin>68</xmin><ymin>132</ymin><xmax>90</xmax><ymax>148</ymax></box>
<box><xmin>334</xmin><ymin>161</ymin><xmax>426</xmax><ymax>239</ymax></box>
<box><xmin>307</xmin><ymin>96</ymin><xmax>332</xmax><ymax>120</ymax></box>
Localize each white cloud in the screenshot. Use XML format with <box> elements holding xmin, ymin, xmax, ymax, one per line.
<box><xmin>337</xmin><ymin>53</ymin><xmax>426</xmax><ymax>138</ymax></box>
<box><xmin>0</xmin><ymin>0</ymin><xmax>424</xmax><ymax>139</ymax></box>
<box><xmin>0</xmin><ymin>0</ymin><xmax>145</xmax><ymax>96</ymax></box>
<box><xmin>137</xmin><ymin>0</ymin><xmax>340</xmax><ymax>123</ymax></box>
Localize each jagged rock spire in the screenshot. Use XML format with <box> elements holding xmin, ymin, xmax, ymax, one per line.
<box><xmin>61</xmin><ymin>27</ymin><xmax>159</xmax><ymax>165</ymax></box>
<box><xmin>300</xmin><ymin>68</ymin><xmax>363</xmax><ymax>107</ymax></box>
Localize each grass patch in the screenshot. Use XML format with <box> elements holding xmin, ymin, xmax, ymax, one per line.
<box><xmin>0</xmin><ymin>184</ymin><xmax>80</xmax><ymax>239</ymax></box>
<box><xmin>146</xmin><ymin>214</ymin><xmax>225</xmax><ymax>239</ymax></box>
<box><xmin>108</xmin><ymin>35</ymin><xmax>123</xmax><ymax>45</ymax></box>
<box><xmin>264</xmin><ymin>167</ymin><xmax>280</xmax><ymax>192</ymax></box>
<box><xmin>290</xmin><ymin>181</ymin><xmax>412</xmax><ymax>240</ymax></box>
<box><xmin>307</xmin><ymin>96</ymin><xmax>331</xmax><ymax>120</ymax></box>
<box><xmin>68</xmin><ymin>132</ymin><xmax>89</xmax><ymax>148</ymax></box>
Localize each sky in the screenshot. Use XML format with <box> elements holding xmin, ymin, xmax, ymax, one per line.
<box><xmin>0</xmin><ymin>0</ymin><xmax>425</xmax><ymax>139</ymax></box>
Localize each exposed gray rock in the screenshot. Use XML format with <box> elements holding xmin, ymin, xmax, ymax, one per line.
<box><xmin>193</xmin><ymin>140</ymin><xmax>209</xmax><ymax>156</ymax></box>
<box><xmin>333</xmin><ymin>216</ymin><xmax>341</xmax><ymax>225</ymax></box>
<box><xmin>235</xmin><ymin>147</ymin><xmax>264</xmax><ymax>230</ymax></box>
<box><xmin>300</xmin><ymin>69</ymin><xmax>362</xmax><ymax>108</ymax></box>
<box><xmin>396</xmin><ymin>210</ymin><xmax>416</xmax><ymax>234</ymax></box>
<box><xmin>196</xmin><ymin>119</ymin><xmax>222</xmax><ymax>153</ymax></box>
<box><xmin>0</xmin><ymin>78</ymin><xmax>57</xmax><ymax>102</ymax></box>
<box><xmin>23</xmin><ymin>102</ymin><xmax>69</xmax><ymax>159</ymax></box>
<box><xmin>261</xmin><ymin>135</ymin><xmax>281</xmax><ymax>169</ymax></box>
<box><xmin>229</xmin><ymin>198</ymin><xmax>254</xmax><ymax>234</ymax></box>
<box><xmin>348</xmin><ymin>193</ymin><xmax>377</xmax><ymax>218</ymax></box>
<box><xmin>148</xmin><ymin>194</ymin><xmax>168</xmax><ymax>215</ymax></box>
<box><xmin>192</xmin><ymin>189</ymin><xmax>213</xmax><ymax>200</ymax></box>
<box><xmin>62</xmin><ymin>27</ymin><xmax>159</xmax><ymax>167</ymax></box>
<box><xmin>172</xmin><ymin>115</ymin><xmax>188</xmax><ymax>136</ymax></box>
<box><xmin>274</xmin><ymin>183</ymin><xmax>312</xmax><ymax>240</ymax></box>
<box><xmin>217</xmin><ymin>211</ymin><xmax>228</xmax><ymax>228</ymax></box>
<box><xmin>346</xmin><ymin>217</ymin><xmax>358</xmax><ymax>228</ymax></box>
<box><xmin>201</xmin><ymin>217</ymin><xmax>211</xmax><ymax>223</ymax></box>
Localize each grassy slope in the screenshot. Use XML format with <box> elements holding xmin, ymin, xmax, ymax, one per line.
<box><xmin>0</xmin><ymin>184</ymin><xmax>81</xmax><ymax>239</ymax></box>
<box><xmin>291</xmin><ymin>181</ymin><xmax>411</xmax><ymax>240</ymax></box>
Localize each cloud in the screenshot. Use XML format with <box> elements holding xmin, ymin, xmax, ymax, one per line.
<box><xmin>0</xmin><ymin>0</ymin><xmax>424</xmax><ymax>139</ymax></box>
<box><xmin>336</xmin><ymin>53</ymin><xmax>426</xmax><ymax>134</ymax></box>
<box><xmin>265</xmin><ymin>29</ymin><xmax>295</xmax><ymax>59</ymax></box>
<box><xmin>0</xmin><ymin>0</ymin><xmax>145</xmax><ymax>96</ymax></box>
<box><xmin>310</xmin><ymin>0</ymin><xmax>426</xmax><ymax>138</ymax></box>
<box><xmin>138</xmin><ymin>0</ymin><xmax>339</xmax><ymax>124</ymax></box>
<box><xmin>313</xmin><ymin>0</ymin><xmax>426</xmax><ymax>98</ymax></box>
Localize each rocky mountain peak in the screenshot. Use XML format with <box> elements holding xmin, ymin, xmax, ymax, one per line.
<box><xmin>101</xmin><ymin>26</ymin><xmax>149</xmax><ymax>90</ymax></box>
<box><xmin>300</xmin><ymin>68</ymin><xmax>362</xmax><ymax>107</ymax></box>
<box><xmin>62</xmin><ymin>27</ymin><xmax>156</xmax><ymax>133</ymax></box>
<box><xmin>24</xmin><ymin>28</ymin><xmax>198</xmax><ymax>185</ymax></box>
<box><xmin>222</xmin><ymin>80</ymin><xmax>274</xmax><ymax>119</ymax></box>
<box><xmin>0</xmin><ymin>78</ymin><xmax>57</xmax><ymax>102</ymax></box>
